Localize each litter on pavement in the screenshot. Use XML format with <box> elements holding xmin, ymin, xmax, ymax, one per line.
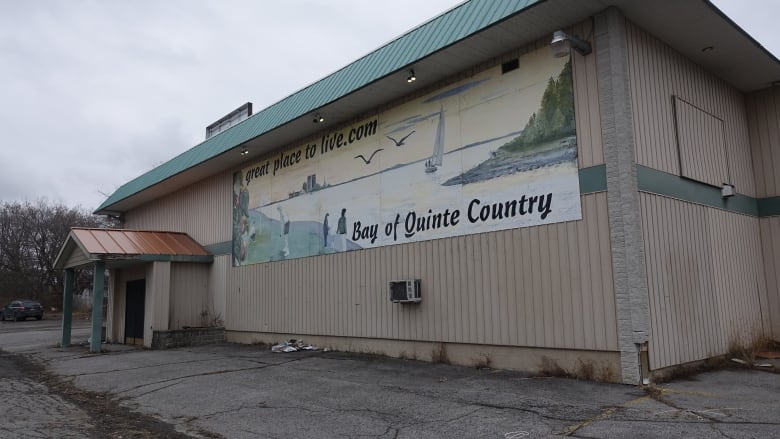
<box><xmin>271</xmin><ymin>339</ymin><xmax>319</xmax><ymax>353</ymax></box>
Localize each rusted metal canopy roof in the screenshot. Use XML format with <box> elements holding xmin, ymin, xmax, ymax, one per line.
<box><xmin>54</xmin><ymin>228</ymin><xmax>213</xmax><ymax>269</ymax></box>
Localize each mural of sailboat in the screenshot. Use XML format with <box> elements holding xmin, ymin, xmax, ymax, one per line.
<box><xmin>425</xmin><ymin>105</ymin><xmax>445</xmax><ymax>173</ymax></box>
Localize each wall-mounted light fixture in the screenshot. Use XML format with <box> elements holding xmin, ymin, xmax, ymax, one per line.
<box><xmin>551</xmin><ymin>30</ymin><xmax>592</xmax><ymax>58</ymax></box>
<box><xmin>313</xmin><ymin>114</ymin><xmax>325</xmax><ymax>123</ymax></box>
<box><xmin>721</xmin><ymin>183</ymin><xmax>735</xmax><ymax>198</ymax></box>
<box><xmin>407</xmin><ymin>69</ymin><xmax>416</xmax><ymax>83</ymax></box>
<box><xmin>240</xmin><ymin>148</ymin><xmax>249</xmax><ymax>156</ymax></box>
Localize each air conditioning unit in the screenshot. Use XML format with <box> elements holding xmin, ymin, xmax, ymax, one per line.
<box><xmin>389</xmin><ymin>279</ymin><xmax>421</xmax><ymax>303</ymax></box>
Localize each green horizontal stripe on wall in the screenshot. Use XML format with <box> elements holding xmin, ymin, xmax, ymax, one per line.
<box><xmin>204</xmin><ymin>241</ymin><xmax>233</xmax><ymax>256</ymax></box>
<box><xmin>636</xmin><ymin>165</ymin><xmax>759</xmax><ymax>216</ymax></box>
<box><xmin>578</xmin><ymin>164</ymin><xmax>607</xmax><ymax>194</ymax></box>
<box><xmin>758</xmin><ymin>196</ymin><xmax>780</xmax><ymax>217</ymax></box>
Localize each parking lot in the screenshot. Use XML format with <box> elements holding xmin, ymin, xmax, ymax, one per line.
<box><xmin>1</xmin><ymin>317</ymin><xmax>779</xmax><ymax>438</ymax></box>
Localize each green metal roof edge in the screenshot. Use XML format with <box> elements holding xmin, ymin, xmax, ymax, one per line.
<box><xmin>96</xmin><ymin>0</ymin><xmax>542</xmax><ymax>214</ymax></box>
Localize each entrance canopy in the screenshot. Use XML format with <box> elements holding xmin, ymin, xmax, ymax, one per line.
<box><xmin>54</xmin><ymin>228</ymin><xmax>212</xmax><ymax>353</ymax></box>
<box><xmin>55</xmin><ymin>228</ymin><xmax>213</xmax><ymax>270</ymax></box>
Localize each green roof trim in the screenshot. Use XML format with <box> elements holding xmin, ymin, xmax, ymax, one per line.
<box><xmin>136</xmin><ymin>254</ymin><xmax>214</xmax><ymax>264</ymax></box>
<box><xmin>96</xmin><ymin>0</ymin><xmax>541</xmax><ymax>213</ymax></box>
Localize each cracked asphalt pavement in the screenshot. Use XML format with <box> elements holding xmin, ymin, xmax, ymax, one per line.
<box><xmin>1</xmin><ymin>318</ymin><xmax>778</xmax><ymax>438</ymax></box>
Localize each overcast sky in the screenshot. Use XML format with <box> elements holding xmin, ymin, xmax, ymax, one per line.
<box><xmin>1</xmin><ymin>1</ymin><xmax>778</xmax><ymax>212</ymax></box>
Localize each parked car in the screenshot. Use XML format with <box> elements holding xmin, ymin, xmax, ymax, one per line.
<box><xmin>0</xmin><ymin>300</ymin><xmax>43</xmax><ymax>321</ymax></box>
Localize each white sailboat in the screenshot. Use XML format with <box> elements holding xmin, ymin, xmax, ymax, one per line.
<box><xmin>425</xmin><ymin>106</ymin><xmax>445</xmax><ymax>173</ymax></box>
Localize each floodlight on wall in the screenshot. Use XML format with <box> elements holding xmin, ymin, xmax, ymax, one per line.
<box><xmin>721</xmin><ymin>183</ymin><xmax>735</xmax><ymax>198</ymax></box>
<box><xmin>240</xmin><ymin>148</ymin><xmax>249</xmax><ymax>156</ymax></box>
<box><xmin>551</xmin><ymin>30</ymin><xmax>592</xmax><ymax>57</ymax></box>
<box><xmin>313</xmin><ymin>114</ymin><xmax>325</xmax><ymax>123</ymax></box>
<box><xmin>407</xmin><ymin>69</ymin><xmax>417</xmax><ymax>83</ymax></box>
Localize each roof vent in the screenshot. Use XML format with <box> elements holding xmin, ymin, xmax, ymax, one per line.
<box><xmin>206</xmin><ymin>102</ymin><xmax>253</xmax><ymax>139</ymax></box>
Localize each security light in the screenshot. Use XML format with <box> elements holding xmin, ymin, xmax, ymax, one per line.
<box><xmin>721</xmin><ymin>183</ymin><xmax>735</xmax><ymax>198</ymax></box>
<box><xmin>551</xmin><ymin>30</ymin><xmax>592</xmax><ymax>57</ymax></box>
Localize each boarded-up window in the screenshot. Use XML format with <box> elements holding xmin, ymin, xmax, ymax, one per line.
<box><xmin>673</xmin><ymin>96</ymin><xmax>729</xmax><ymax>187</ymax></box>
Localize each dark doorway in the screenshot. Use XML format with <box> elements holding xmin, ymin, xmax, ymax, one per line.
<box><xmin>125</xmin><ymin>279</ymin><xmax>145</xmax><ymax>345</ymax></box>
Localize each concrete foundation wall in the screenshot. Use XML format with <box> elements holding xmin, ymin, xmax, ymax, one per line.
<box><xmin>228</xmin><ymin>331</ymin><xmax>621</xmax><ymax>382</ymax></box>
<box><xmin>152</xmin><ymin>327</ymin><xmax>226</xmax><ymax>349</ymax></box>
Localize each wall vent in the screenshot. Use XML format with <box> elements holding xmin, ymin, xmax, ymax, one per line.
<box><xmin>501</xmin><ymin>58</ymin><xmax>519</xmax><ymax>74</ymax></box>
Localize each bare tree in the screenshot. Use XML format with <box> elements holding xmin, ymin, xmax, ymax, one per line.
<box><xmin>0</xmin><ymin>200</ymin><xmax>118</xmax><ymax>306</ymax></box>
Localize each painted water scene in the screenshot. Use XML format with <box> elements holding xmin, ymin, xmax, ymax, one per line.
<box><xmin>232</xmin><ymin>47</ymin><xmax>582</xmax><ymax>266</ymax></box>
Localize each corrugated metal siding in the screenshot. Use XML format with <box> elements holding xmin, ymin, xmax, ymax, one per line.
<box><xmin>124</xmin><ymin>173</ymin><xmax>232</xmax><ymax>246</ymax></box>
<box><xmin>226</xmin><ymin>192</ymin><xmax>617</xmax><ymax>351</ymax></box>
<box><xmin>673</xmin><ymin>97</ymin><xmax>729</xmax><ymax>187</ymax></box>
<box><xmin>626</xmin><ymin>21</ymin><xmax>755</xmax><ymax>196</ymax></box>
<box><xmin>746</xmin><ymin>87</ymin><xmax>780</xmax><ymax>198</ymax></box>
<box><xmin>64</xmin><ymin>248</ymin><xmax>90</xmax><ymax>269</ymax></box>
<box><xmin>121</xmin><ymin>30</ymin><xmax>611</xmax><ymax>350</ymax></box>
<box><xmin>169</xmin><ymin>263</ymin><xmax>210</xmax><ymax>329</ymax></box>
<box><xmin>150</xmin><ymin>262</ymin><xmax>171</xmax><ymax>331</ymax></box>
<box><xmin>208</xmin><ymin>255</ymin><xmax>229</xmax><ymax>325</ymax></box>
<box><xmin>572</xmin><ymin>21</ymin><xmax>604</xmax><ymax>168</ymax></box>
<box><xmin>640</xmin><ymin>193</ymin><xmax>766</xmax><ymax>369</ymax></box>
<box><xmin>759</xmin><ymin>217</ymin><xmax>780</xmax><ymax>340</ymax></box>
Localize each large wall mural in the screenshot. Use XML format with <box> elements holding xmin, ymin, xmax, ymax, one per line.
<box><xmin>233</xmin><ymin>48</ymin><xmax>581</xmax><ymax>266</ymax></box>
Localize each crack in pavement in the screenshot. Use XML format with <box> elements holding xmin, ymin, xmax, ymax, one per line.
<box><xmin>559</xmin><ymin>406</ymin><xmax>619</xmax><ymax>436</ymax></box>
<box><xmin>0</xmin><ymin>349</ymin><xmax>194</xmax><ymax>438</ymax></box>
<box><xmin>356</xmin><ymin>424</ymin><xmax>400</xmax><ymax>439</ymax></box>
<box><xmin>405</xmin><ymin>406</ymin><xmax>484</xmax><ymax>427</ymax></box>
<box><xmin>58</xmin><ymin>356</ymin><xmax>252</xmax><ymax>376</ymax></box>
<box><xmin>199</xmin><ymin>401</ymin><xmax>269</xmax><ymax>419</ymax></box>
<box><xmin>463</xmin><ymin>399</ymin><xmax>579</xmax><ymax>423</ymax></box>
<box><xmin>376</xmin><ymin>384</ymin><xmax>578</xmax><ymax>423</ymax></box>
<box><xmin>561</xmin><ymin>417</ymin><xmax>780</xmax><ymax>426</ymax></box>
<box><xmin>114</xmin><ymin>356</ymin><xmax>306</xmax><ymax>395</ymax></box>
<box><xmin>646</xmin><ymin>387</ymin><xmax>725</xmax><ymax>423</ymax></box>
<box><xmin>131</xmin><ymin>379</ymin><xmax>186</xmax><ymax>399</ymax></box>
<box><xmin>555</xmin><ymin>384</ymin><xmax>778</xmax><ymax>437</ymax></box>
<box><xmin>193</xmin><ymin>400</ymin><xmax>485</xmax><ymax>438</ymax></box>
<box><xmin>709</xmin><ymin>424</ymin><xmax>738</xmax><ymax>439</ymax></box>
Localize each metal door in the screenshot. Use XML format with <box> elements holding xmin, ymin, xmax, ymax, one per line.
<box><xmin>124</xmin><ymin>279</ymin><xmax>145</xmax><ymax>345</ymax></box>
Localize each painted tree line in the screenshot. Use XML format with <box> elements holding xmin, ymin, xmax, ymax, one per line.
<box><xmin>0</xmin><ymin>200</ymin><xmax>116</xmax><ymax>307</ymax></box>
<box><xmin>502</xmin><ymin>58</ymin><xmax>575</xmax><ymax>152</ymax></box>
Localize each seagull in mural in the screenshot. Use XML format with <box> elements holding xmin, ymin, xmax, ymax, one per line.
<box><xmin>354</xmin><ymin>148</ymin><xmax>383</xmax><ymax>164</ymax></box>
<box><xmin>386</xmin><ymin>130</ymin><xmax>415</xmax><ymax>146</ymax></box>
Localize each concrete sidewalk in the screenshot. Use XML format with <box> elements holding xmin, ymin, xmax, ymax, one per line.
<box><xmin>2</xmin><ymin>322</ymin><xmax>779</xmax><ymax>438</ymax></box>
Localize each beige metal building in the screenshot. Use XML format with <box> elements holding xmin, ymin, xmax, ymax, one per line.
<box><xmin>56</xmin><ymin>0</ymin><xmax>780</xmax><ymax>384</ymax></box>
